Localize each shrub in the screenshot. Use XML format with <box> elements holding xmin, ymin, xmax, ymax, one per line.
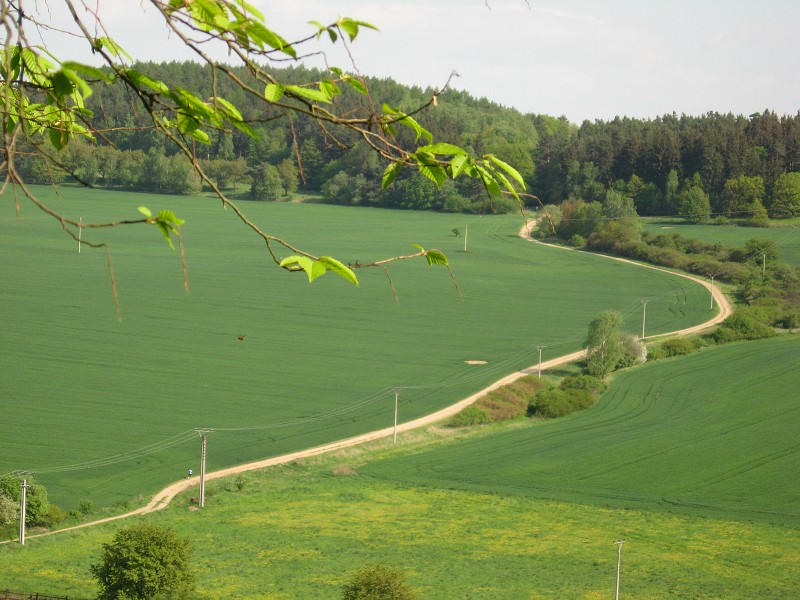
<box><xmin>710</xmin><ymin>312</ymin><xmax>777</xmax><ymax>343</ymax></box>
<box><xmin>0</xmin><ymin>475</ymin><xmax>49</xmax><ymax>526</ymax></box>
<box><xmin>618</xmin><ymin>333</ymin><xmax>647</xmax><ymax>368</ymax></box>
<box><xmin>532</xmin><ymin>389</ymin><xmax>594</xmax><ymax>419</ymax></box>
<box><xmin>449</xmin><ymin>405</ymin><xmax>492</xmax><ymax>427</ymax></box>
<box><xmin>91</xmin><ymin>523</ymin><xmax>196</xmax><ymax>600</ymax></box>
<box><xmin>341</xmin><ymin>564</ymin><xmax>418</xmax><ymax>600</ymax></box>
<box><xmin>559</xmin><ymin>374</ymin><xmax>607</xmax><ymax>395</ymax></box>
<box><xmin>0</xmin><ymin>494</ymin><xmax>17</xmax><ymax>526</ymax></box>
<box><xmin>568</xmin><ymin>234</ymin><xmax>586</xmax><ymax>247</ymax></box>
<box><xmin>658</xmin><ymin>337</ymin><xmax>695</xmax><ymax>357</ymax></box>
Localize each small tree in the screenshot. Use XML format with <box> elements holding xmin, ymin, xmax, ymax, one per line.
<box><xmin>0</xmin><ymin>474</ymin><xmax>50</xmax><ymax>527</ymax></box>
<box><xmin>584</xmin><ymin>310</ymin><xmax>624</xmax><ymax>378</ymax></box>
<box><xmin>341</xmin><ymin>564</ymin><xmax>418</xmax><ymax>600</ymax></box>
<box><xmin>90</xmin><ymin>523</ymin><xmax>195</xmax><ymax>600</ymax></box>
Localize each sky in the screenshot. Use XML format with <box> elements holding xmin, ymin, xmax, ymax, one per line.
<box><xmin>36</xmin><ymin>0</ymin><xmax>800</xmax><ymax>123</ymax></box>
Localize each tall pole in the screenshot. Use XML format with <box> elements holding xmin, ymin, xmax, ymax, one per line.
<box><xmin>393</xmin><ymin>389</ymin><xmax>400</xmax><ymax>444</ymax></box>
<box><xmin>194</xmin><ymin>429</ymin><xmax>214</xmax><ymax>508</ymax></box>
<box><xmin>709</xmin><ymin>273</ymin><xmax>717</xmax><ymax>310</ymax></box>
<box><xmin>19</xmin><ymin>479</ymin><xmax>30</xmax><ymax>545</ymax></box>
<box><xmin>78</xmin><ymin>217</ymin><xmax>83</xmax><ymax>254</ymax></box>
<box><xmin>641</xmin><ymin>300</ymin><xmax>649</xmax><ymax>340</ymax></box>
<box><xmin>464</xmin><ymin>224</ymin><xmax>468</xmax><ymax>252</ymax></box>
<box><xmin>536</xmin><ymin>346</ymin><xmax>545</xmax><ymax>378</ymax></box>
<box><xmin>614</xmin><ymin>540</ymin><xmax>625</xmax><ymax>600</ymax></box>
<box><xmin>762</xmin><ymin>252</ymin><xmax>767</xmax><ymax>277</ymax></box>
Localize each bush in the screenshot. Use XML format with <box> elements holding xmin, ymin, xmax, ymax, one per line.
<box><xmin>449</xmin><ymin>405</ymin><xmax>492</xmax><ymax>427</ymax></box>
<box><xmin>0</xmin><ymin>475</ymin><xmax>50</xmax><ymax>526</ymax></box>
<box><xmin>710</xmin><ymin>312</ymin><xmax>777</xmax><ymax>343</ymax></box>
<box><xmin>658</xmin><ymin>337</ymin><xmax>695</xmax><ymax>357</ymax></box>
<box><xmin>618</xmin><ymin>333</ymin><xmax>647</xmax><ymax>368</ymax></box>
<box><xmin>341</xmin><ymin>564</ymin><xmax>418</xmax><ymax>600</ymax></box>
<box><xmin>559</xmin><ymin>374</ymin><xmax>607</xmax><ymax>395</ymax></box>
<box><xmin>568</xmin><ymin>234</ymin><xmax>586</xmax><ymax>247</ymax></box>
<box><xmin>531</xmin><ymin>388</ymin><xmax>594</xmax><ymax>419</ymax></box>
<box><xmin>91</xmin><ymin>523</ymin><xmax>196</xmax><ymax>600</ymax></box>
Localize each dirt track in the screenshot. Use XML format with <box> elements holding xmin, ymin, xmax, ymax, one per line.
<box><xmin>10</xmin><ymin>220</ymin><xmax>733</xmax><ymax>543</ymax></box>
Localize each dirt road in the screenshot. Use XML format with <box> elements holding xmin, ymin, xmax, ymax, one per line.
<box><xmin>10</xmin><ymin>220</ymin><xmax>732</xmax><ymax>543</ymax></box>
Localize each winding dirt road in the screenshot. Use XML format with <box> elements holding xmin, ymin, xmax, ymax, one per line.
<box><xmin>10</xmin><ymin>220</ymin><xmax>732</xmax><ymax>543</ymax></box>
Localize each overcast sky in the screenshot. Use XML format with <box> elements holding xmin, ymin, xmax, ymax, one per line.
<box><xmin>41</xmin><ymin>0</ymin><xmax>800</xmax><ymax>123</ymax></box>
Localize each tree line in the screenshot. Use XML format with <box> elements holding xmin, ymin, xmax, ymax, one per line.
<box><xmin>11</xmin><ymin>60</ymin><xmax>800</xmax><ymax>217</ymax></box>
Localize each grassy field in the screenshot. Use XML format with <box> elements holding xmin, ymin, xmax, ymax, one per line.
<box><xmin>642</xmin><ymin>218</ymin><xmax>800</xmax><ymax>265</ymax></box>
<box><xmin>1</xmin><ymin>423</ymin><xmax>798</xmax><ymax>599</ymax></box>
<box><xmin>363</xmin><ymin>337</ymin><xmax>800</xmax><ymax>526</ymax></box>
<box><xmin>1</xmin><ymin>186</ymin><xmax>712</xmax><ymax>510</ymax></box>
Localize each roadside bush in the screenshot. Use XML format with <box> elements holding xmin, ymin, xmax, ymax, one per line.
<box><xmin>531</xmin><ymin>388</ymin><xmax>594</xmax><ymax>419</ymax></box>
<box><xmin>618</xmin><ymin>333</ymin><xmax>647</xmax><ymax>368</ymax></box>
<box><xmin>568</xmin><ymin>234</ymin><xmax>585</xmax><ymax>247</ymax></box>
<box><xmin>559</xmin><ymin>374</ymin><xmax>607</xmax><ymax>395</ymax></box>
<box><xmin>449</xmin><ymin>405</ymin><xmax>492</xmax><ymax>427</ymax></box>
<box><xmin>0</xmin><ymin>494</ymin><xmax>17</xmax><ymax>526</ymax></box>
<box><xmin>658</xmin><ymin>337</ymin><xmax>695</xmax><ymax>358</ymax></box>
<box><xmin>341</xmin><ymin>564</ymin><xmax>418</xmax><ymax>600</ymax></box>
<box><xmin>0</xmin><ymin>475</ymin><xmax>49</xmax><ymax>526</ymax></box>
<box><xmin>710</xmin><ymin>312</ymin><xmax>777</xmax><ymax>343</ymax></box>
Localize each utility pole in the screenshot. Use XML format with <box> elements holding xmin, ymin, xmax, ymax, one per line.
<box><xmin>614</xmin><ymin>540</ymin><xmax>625</xmax><ymax>600</ymax></box>
<box><xmin>464</xmin><ymin>224</ymin><xmax>468</xmax><ymax>252</ymax></box>
<box><xmin>393</xmin><ymin>388</ymin><xmax>400</xmax><ymax>444</ymax></box>
<box><xmin>14</xmin><ymin>472</ymin><xmax>33</xmax><ymax>545</ymax></box>
<box><xmin>708</xmin><ymin>273</ymin><xmax>717</xmax><ymax>310</ymax></box>
<box><xmin>641</xmin><ymin>300</ymin><xmax>649</xmax><ymax>340</ymax></box>
<box><xmin>194</xmin><ymin>429</ymin><xmax>214</xmax><ymax>508</ymax></box>
<box><xmin>762</xmin><ymin>252</ymin><xmax>767</xmax><ymax>277</ymax></box>
<box><xmin>536</xmin><ymin>346</ymin><xmax>546</xmax><ymax>378</ymax></box>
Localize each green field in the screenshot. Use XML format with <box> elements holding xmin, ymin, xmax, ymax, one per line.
<box><xmin>1</xmin><ymin>186</ymin><xmax>713</xmax><ymax>510</ymax></box>
<box><xmin>363</xmin><ymin>337</ymin><xmax>800</xmax><ymax>526</ymax></box>
<box><xmin>2</xmin><ymin>422</ymin><xmax>798</xmax><ymax>599</ymax></box>
<box><xmin>643</xmin><ymin>219</ymin><xmax>800</xmax><ymax>265</ymax></box>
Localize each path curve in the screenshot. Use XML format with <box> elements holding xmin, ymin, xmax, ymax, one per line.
<box><xmin>9</xmin><ymin>219</ymin><xmax>732</xmax><ymax>543</ymax></box>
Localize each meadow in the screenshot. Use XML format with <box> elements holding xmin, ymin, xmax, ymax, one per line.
<box><xmin>1</xmin><ymin>404</ymin><xmax>798</xmax><ymax>599</ymax></box>
<box><xmin>363</xmin><ymin>337</ymin><xmax>800</xmax><ymax>526</ymax></box>
<box><xmin>642</xmin><ymin>218</ymin><xmax>800</xmax><ymax>265</ymax></box>
<box><xmin>1</xmin><ymin>186</ymin><xmax>713</xmax><ymax>511</ymax></box>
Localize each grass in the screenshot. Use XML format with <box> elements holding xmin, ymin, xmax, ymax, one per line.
<box><xmin>1</xmin><ymin>186</ymin><xmax>712</xmax><ymax>511</ymax></box>
<box><xmin>1</xmin><ymin>423</ymin><xmax>798</xmax><ymax>599</ymax></box>
<box><xmin>362</xmin><ymin>336</ymin><xmax>800</xmax><ymax>526</ymax></box>
<box><xmin>642</xmin><ymin>218</ymin><xmax>800</xmax><ymax>265</ymax></box>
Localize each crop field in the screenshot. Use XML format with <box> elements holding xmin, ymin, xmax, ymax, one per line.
<box><xmin>1</xmin><ymin>186</ymin><xmax>712</xmax><ymax>510</ymax></box>
<box><xmin>363</xmin><ymin>337</ymin><xmax>800</xmax><ymax>526</ymax></box>
<box><xmin>2</xmin><ymin>429</ymin><xmax>798</xmax><ymax>599</ymax></box>
<box><xmin>642</xmin><ymin>219</ymin><xmax>800</xmax><ymax>265</ymax></box>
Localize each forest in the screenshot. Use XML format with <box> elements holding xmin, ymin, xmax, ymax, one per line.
<box><xmin>13</xmin><ymin>61</ymin><xmax>800</xmax><ymax>219</ymax></box>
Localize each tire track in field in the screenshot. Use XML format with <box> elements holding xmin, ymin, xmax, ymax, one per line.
<box><xmin>4</xmin><ymin>218</ymin><xmax>734</xmax><ymax>544</ymax></box>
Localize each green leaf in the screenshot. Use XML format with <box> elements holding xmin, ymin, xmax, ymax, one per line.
<box><xmin>51</xmin><ymin>71</ymin><xmax>75</xmax><ymax>97</ymax></box>
<box><xmin>450</xmin><ymin>154</ymin><xmax>472</xmax><ymax>179</ymax></box>
<box><xmin>417</xmin><ymin>143</ymin><xmax>467</xmax><ymax>156</ymax></box>
<box><xmin>488</xmin><ymin>155</ymin><xmax>526</xmax><ymax>190</ymax></box>
<box><xmin>424</xmin><ymin>249</ymin><xmax>449</xmax><ymax>267</ymax></box>
<box><xmin>264</xmin><ymin>83</ymin><xmax>285</xmax><ymax>103</ymax></box>
<box><xmin>320</xmin><ymin>80</ymin><xmax>340</xmax><ymax>98</ymax></box>
<box><xmin>286</xmin><ymin>84</ymin><xmax>333</xmax><ymax>104</ymax></box>
<box><xmin>92</xmin><ymin>37</ymin><xmax>132</xmax><ymax>61</ymax></box>
<box><xmin>418</xmin><ymin>164</ymin><xmax>448</xmax><ymax>187</ymax></box>
<box><xmin>337</xmin><ymin>18</ymin><xmax>379</xmax><ymax>41</ymax></box>
<box><xmin>319</xmin><ymin>256</ymin><xmax>359</xmax><ymax>286</ymax></box>
<box><xmin>138</xmin><ymin>206</ymin><xmax>152</xmax><ymax>218</ymax></box>
<box><xmin>246</xmin><ymin>21</ymin><xmax>296</xmax><ymax>58</ymax></box>
<box><xmin>382</xmin><ymin>162</ymin><xmax>402</xmax><ymax>190</ymax></box>
<box><xmin>474</xmin><ymin>165</ymin><xmax>502</xmax><ymax>196</ymax></box>
<box><xmin>279</xmin><ymin>256</ymin><xmax>326</xmax><ymax>282</ymax></box>
<box><xmin>61</xmin><ymin>61</ymin><xmax>112</xmax><ymax>84</ymax></box>
<box><xmin>124</xmin><ymin>69</ymin><xmax>169</xmax><ymax>95</ymax></box>
<box><xmin>343</xmin><ymin>76</ymin><xmax>368</xmax><ymax>95</ymax></box>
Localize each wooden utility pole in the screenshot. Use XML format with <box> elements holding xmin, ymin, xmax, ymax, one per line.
<box><xmin>536</xmin><ymin>346</ymin><xmax>546</xmax><ymax>378</ymax></box>
<box><xmin>641</xmin><ymin>299</ymin><xmax>649</xmax><ymax>340</ymax></box>
<box><xmin>614</xmin><ymin>540</ymin><xmax>625</xmax><ymax>600</ymax></box>
<box><xmin>194</xmin><ymin>429</ymin><xmax>214</xmax><ymax>507</ymax></box>
<box><xmin>19</xmin><ymin>478</ymin><xmax>31</xmax><ymax>545</ymax></box>
<box><xmin>393</xmin><ymin>389</ymin><xmax>400</xmax><ymax>444</ymax></box>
